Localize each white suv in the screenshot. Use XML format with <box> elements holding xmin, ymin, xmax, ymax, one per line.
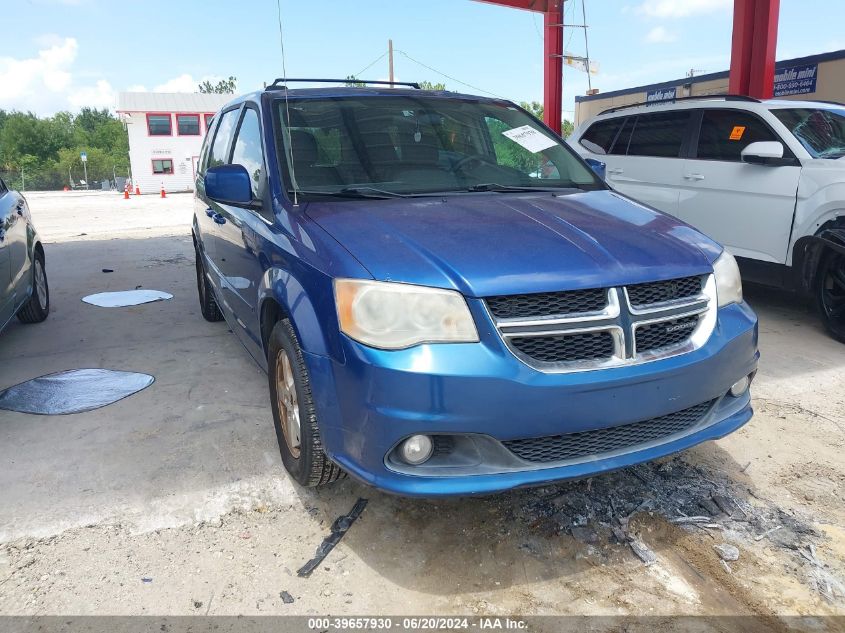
<box><xmin>570</xmin><ymin>96</ymin><xmax>845</xmax><ymax>342</ymax></box>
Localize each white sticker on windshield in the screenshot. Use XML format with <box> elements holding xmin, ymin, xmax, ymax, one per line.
<box><xmin>502</xmin><ymin>125</ymin><xmax>557</xmax><ymax>153</ymax></box>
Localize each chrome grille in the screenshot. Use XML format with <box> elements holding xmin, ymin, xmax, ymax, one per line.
<box><xmin>635</xmin><ymin>315</ymin><xmax>701</xmax><ymax>354</ymax></box>
<box><xmin>510</xmin><ymin>331</ymin><xmax>615</xmax><ymax>363</ymax></box>
<box><xmin>486</xmin><ymin>275</ymin><xmax>716</xmax><ymax>372</ymax></box>
<box><xmin>485</xmin><ymin>288</ymin><xmax>607</xmax><ymax>320</ymax></box>
<box><xmin>627</xmin><ymin>276</ymin><xmax>703</xmax><ymax>308</ymax></box>
<box><xmin>503</xmin><ymin>400</ymin><xmax>714</xmax><ymax>463</ymax></box>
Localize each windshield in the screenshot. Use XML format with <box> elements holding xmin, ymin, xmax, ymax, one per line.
<box><xmin>274</xmin><ymin>95</ymin><xmax>601</xmax><ymax>198</ymax></box>
<box><xmin>771</xmin><ymin>107</ymin><xmax>845</xmax><ymax>159</ymax></box>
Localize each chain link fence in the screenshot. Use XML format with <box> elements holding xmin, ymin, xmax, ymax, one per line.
<box><xmin>0</xmin><ymin>166</ymin><xmax>130</xmax><ymax>193</ymax></box>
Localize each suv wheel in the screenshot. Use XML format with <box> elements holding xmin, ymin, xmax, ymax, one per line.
<box><xmin>195</xmin><ymin>243</ymin><xmax>223</xmax><ymax>322</ymax></box>
<box><xmin>816</xmin><ymin>250</ymin><xmax>845</xmax><ymax>343</ymax></box>
<box><xmin>267</xmin><ymin>319</ymin><xmax>344</xmax><ymax>487</ymax></box>
<box><xmin>17</xmin><ymin>251</ymin><xmax>49</xmax><ymax>324</ymax></box>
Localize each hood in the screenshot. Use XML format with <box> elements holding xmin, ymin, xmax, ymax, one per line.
<box><xmin>306</xmin><ymin>190</ymin><xmax>722</xmax><ymax>297</ymax></box>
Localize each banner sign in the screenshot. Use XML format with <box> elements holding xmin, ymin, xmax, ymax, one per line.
<box><xmin>646</xmin><ymin>87</ymin><xmax>676</xmax><ymax>103</ymax></box>
<box><xmin>774</xmin><ymin>63</ymin><xmax>818</xmax><ymax>97</ymax></box>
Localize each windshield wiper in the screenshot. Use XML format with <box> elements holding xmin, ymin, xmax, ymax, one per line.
<box><xmin>290</xmin><ymin>187</ymin><xmax>410</xmax><ymax>200</ymax></box>
<box><xmin>464</xmin><ymin>183</ymin><xmax>578</xmax><ymax>193</ymax></box>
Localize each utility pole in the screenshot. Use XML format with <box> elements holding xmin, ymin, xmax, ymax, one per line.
<box><xmin>388</xmin><ymin>39</ymin><xmax>395</xmax><ymax>84</ymax></box>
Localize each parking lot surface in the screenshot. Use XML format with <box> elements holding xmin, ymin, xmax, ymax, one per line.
<box><xmin>0</xmin><ymin>191</ymin><xmax>843</xmax><ymax>623</ymax></box>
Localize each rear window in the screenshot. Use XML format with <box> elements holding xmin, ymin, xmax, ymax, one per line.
<box><xmin>626</xmin><ymin>111</ymin><xmax>690</xmax><ymax>158</ymax></box>
<box><xmin>579</xmin><ymin>118</ymin><xmax>624</xmax><ymax>155</ymax></box>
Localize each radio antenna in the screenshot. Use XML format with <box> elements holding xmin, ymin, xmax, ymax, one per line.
<box><xmin>276</xmin><ymin>0</ymin><xmax>299</xmax><ymax>206</ymax></box>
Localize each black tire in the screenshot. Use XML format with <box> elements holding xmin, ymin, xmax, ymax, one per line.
<box><xmin>195</xmin><ymin>242</ymin><xmax>223</xmax><ymax>322</ymax></box>
<box><xmin>267</xmin><ymin>319</ymin><xmax>344</xmax><ymax>487</ymax></box>
<box><xmin>816</xmin><ymin>249</ymin><xmax>845</xmax><ymax>343</ymax></box>
<box><xmin>17</xmin><ymin>250</ymin><xmax>49</xmax><ymax>324</ymax></box>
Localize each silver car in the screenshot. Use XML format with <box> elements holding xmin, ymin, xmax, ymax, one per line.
<box><xmin>0</xmin><ymin>179</ymin><xmax>49</xmax><ymax>333</ymax></box>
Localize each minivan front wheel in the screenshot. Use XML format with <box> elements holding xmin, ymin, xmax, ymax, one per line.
<box><xmin>267</xmin><ymin>319</ymin><xmax>344</xmax><ymax>487</ymax></box>
<box><xmin>194</xmin><ymin>243</ymin><xmax>223</xmax><ymax>322</ymax></box>
<box><xmin>817</xmin><ymin>250</ymin><xmax>845</xmax><ymax>343</ymax></box>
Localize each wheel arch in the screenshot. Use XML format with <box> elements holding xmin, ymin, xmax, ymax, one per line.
<box><xmin>792</xmin><ymin>218</ymin><xmax>845</xmax><ymax>294</ymax></box>
<box><xmin>256</xmin><ymin>266</ymin><xmax>337</xmax><ymax>362</ymax></box>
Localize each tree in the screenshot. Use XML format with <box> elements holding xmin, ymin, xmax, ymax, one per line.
<box><xmin>344</xmin><ymin>75</ymin><xmax>366</xmax><ymax>87</ymax></box>
<box><xmin>419</xmin><ymin>80</ymin><xmax>447</xmax><ymax>91</ymax></box>
<box><xmin>520</xmin><ymin>101</ymin><xmax>544</xmax><ymax>121</ymax></box>
<box><xmin>561</xmin><ymin>119</ymin><xmax>574</xmax><ymax>139</ymax></box>
<box><xmin>198</xmin><ymin>76</ymin><xmax>237</xmax><ymax>94</ymax></box>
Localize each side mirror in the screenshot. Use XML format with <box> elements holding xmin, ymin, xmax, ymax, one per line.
<box><xmin>205</xmin><ymin>165</ymin><xmax>253</xmax><ymax>205</ymax></box>
<box><xmin>584</xmin><ymin>158</ymin><xmax>607</xmax><ymax>180</ymax></box>
<box><xmin>741</xmin><ymin>141</ymin><xmax>786</xmax><ymax>166</ymax></box>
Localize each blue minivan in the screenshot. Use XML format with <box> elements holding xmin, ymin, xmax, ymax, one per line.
<box><xmin>192</xmin><ymin>80</ymin><xmax>758</xmax><ymax>497</ymax></box>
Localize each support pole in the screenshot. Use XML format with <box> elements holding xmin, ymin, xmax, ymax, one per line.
<box><xmin>543</xmin><ymin>1</ymin><xmax>563</xmax><ymax>134</ymax></box>
<box><xmin>389</xmin><ymin>39</ymin><xmax>395</xmax><ymax>84</ymax></box>
<box><xmin>729</xmin><ymin>0</ymin><xmax>779</xmax><ymax>98</ymax></box>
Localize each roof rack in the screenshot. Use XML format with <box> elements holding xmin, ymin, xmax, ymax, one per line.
<box><xmin>267</xmin><ymin>78</ymin><xmax>421</xmax><ymax>90</ymax></box>
<box><xmin>598</xmin><ymin>94</ymin><xmax>760</xmax><ymax>116</ymax></box>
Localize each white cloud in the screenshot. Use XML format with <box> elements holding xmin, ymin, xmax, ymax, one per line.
<box><xmin>68</xmin><ymin>79</ymin><xmax>116</xmax><ymax>109</ymax></box>
<box><xmin>645</xmin><ymin>26</ymin><xmax>677</xmax><ymax>44</ymax></box>
<box><xmin>636</xmin><ymin>0</ymin><xmax>731</xmax><ymax>19</ymax></box>
<box><xmin>152</xmin><ymin>73</ymin><xmax>227</xmax><ymax>93</ymax></box>
<box><xmin>153</xmin><ymin>73</ymin><xmax>199</xmax><ymax>93</ymax></box>
<box><xmin>0</xmin><ymin>37</ymin><xmax>120</xmax><ymax>113</ymax></box>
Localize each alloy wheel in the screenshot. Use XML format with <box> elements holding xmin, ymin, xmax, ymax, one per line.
<box><xmin>275</xmin><ymin>350</ymin><xmax>301</xmax><ymax>458</ymax></box>
<box><xmin>35</xmin><ymin>260</ymin><xmax>47</xmax><ymax>310</ymax></box>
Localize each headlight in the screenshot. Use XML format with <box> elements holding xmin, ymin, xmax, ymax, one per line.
<box><xmin>334</xmin><ymin>279</ymin><xmax>479</xmax><ymax>349</ymax></box>
<box><xmin>713</xmin><ymin>250</ymin><xmax>742</xmax><ymax>307</ymax></box>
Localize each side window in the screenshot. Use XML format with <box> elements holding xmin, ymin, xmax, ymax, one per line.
<box><xmin>579</xmin><ymin>118</ymin><xmax>624</xmax><ymax>155</ymax></box>
<box><xmin>626</xmin><ymin>111</ymin><xmax>690</xmax><ymax>158</ymax></box>
<box><xmin>231</xmin><ymin>108</ymin><xmax>265</xmax><ymax>198</ymax></box>
<box><xmin>208</xmin><ymin>108</ymin><xmax>240</xmax><ymax>168</ymax></box>
<box><xmin>608</xmin><ymin>117</ymin><xmax>635</xmax><ymax>155</ymax></box>
<box><xmin>696</xmin><ymin>109</ymin><xmax>778</xmax><ymax>162</ymax></box>
<box><xmin>0</xmin><ymin>179</ymin><xmax>7</xmax><ymax>196</ymax></box>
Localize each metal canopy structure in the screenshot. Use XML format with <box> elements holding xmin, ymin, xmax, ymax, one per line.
<box><xmin>474</xmin><ymin>0</ymin><xmax>564</xmax><ymax>134</ymax></box>
<box><xmin>474</xmin><ymin>0</ymin><xmax>780</xmax><ymax>136</ymax></box>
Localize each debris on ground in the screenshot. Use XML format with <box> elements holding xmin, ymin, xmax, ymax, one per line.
<box><xmin>502</xmin><ymin>457</ymin><xmax>841</xmax><ymax>605</ymax></box>
<box><xmin>297</xmin><ymin>498</ymin><xmax>368</xmax><ymax>578</ymax></box>
<box><xmin>279</xmin><ymin>590</ymin><xmax>295</xmax><ymax>604</ymax></box>
<box><xmin>714</xmin><ymin>543</ymin><xmax>740</xmax><ymax>562</ymax></box>
<box><xmin>629</xmin><ymin>538</ymin><xmax>657</xmax><ymax>565</ymax></box>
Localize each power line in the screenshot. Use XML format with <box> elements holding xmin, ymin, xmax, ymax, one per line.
<box><xmin>354</xmin><ymin>50</ymin><xmax>390</xmax><ymax>79</ymax></box>
<box><xmin>395</xmin><ymin>50</ymin><xmax>507</xmax><ymax>99</ymax></box>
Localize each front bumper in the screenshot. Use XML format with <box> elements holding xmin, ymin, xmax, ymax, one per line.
<box><xmin>305</xmin><ymin>301</ymin><xmax>759</xmax><ymax>497</ymax></box>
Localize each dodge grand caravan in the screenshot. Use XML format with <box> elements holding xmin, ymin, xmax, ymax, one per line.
<box><xmin>192</xmin><ymin>79</ymin><xmax>758</xmax><ymax>496</ymax></box>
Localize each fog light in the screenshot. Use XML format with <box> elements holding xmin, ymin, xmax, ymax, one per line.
<box><xmin>730</xmin><ymin>375</ymin><xmax>750</xmax><ymax>397</ymax></box>
<box><xmin>400</xmin><ymin>435</ymin><xmax>433</xmax><ymax>465</ymax></box>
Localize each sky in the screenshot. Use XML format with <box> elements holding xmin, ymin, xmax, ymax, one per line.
<box><xmin>2</xmin><ymin>0</ymin><xmax>844</xmax><ymax>120</ymax></box>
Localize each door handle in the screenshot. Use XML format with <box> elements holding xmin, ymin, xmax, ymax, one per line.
<box><xmin>213</xmin><ymin>213</ymin><xmax>227</xmax><ymax>225</ymax></box>
<box><xmin>684</xmin><ymin>173</ymin><xmax>705</xmax><ymax>181</ymax></box>
<box><xmin>608</xmin><ymin>168</ymin><xmax>624</xmax><ymax>175</ymax></box>
<box><xmin>205</xmin><ymin>208</ymin><xmax>215</xmax><ymax>217</ymax></box>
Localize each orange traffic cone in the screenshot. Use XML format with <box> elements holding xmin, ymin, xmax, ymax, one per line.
<box><xmin>135</xmin><ymin>186</ymin><xmax>141</xmax><ymax>195</ymax></box>
<box><xmin>124</xmin><ymin>184</ymin><xmax>130</xmax><ymax>200</ymax></box>
<box><xmin>160</xmin><ymin>186</ymin><xmax>166</xmax><ymax>198</ymax></box>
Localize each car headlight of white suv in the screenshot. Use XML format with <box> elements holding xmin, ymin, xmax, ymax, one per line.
<box><xmin>713</xmin><ymin>250</ymin><xmax>743</xmax><ymax>308</ymax></box>
<box><xmin>335</xmin><ymin>279</ymin><xmax>479</xmax><ymax>349</ymax></box>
